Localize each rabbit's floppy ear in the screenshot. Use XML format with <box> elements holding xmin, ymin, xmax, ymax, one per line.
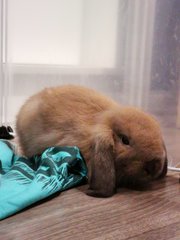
<box><xmin>86</xmin><ymin>124</ymin><xmax>116</xmax><ymax>197</ymax></box>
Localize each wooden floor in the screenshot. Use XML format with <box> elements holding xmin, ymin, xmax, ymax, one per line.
<box><xmin>0</xmin><ymin>171</ymin><xmax>179</xmax><ymax>240</ymax></box>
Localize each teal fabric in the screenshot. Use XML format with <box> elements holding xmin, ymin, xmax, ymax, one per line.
<box><xmin>0</xmin><ymin>140</ymin><xmax>87</xmax><ymax>220</ymax></box>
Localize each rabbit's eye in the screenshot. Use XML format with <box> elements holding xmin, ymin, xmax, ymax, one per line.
<box><xmin>119</xmin><ymin>134</ymin><xmax>130</xmax><ymax>145</ymax></box>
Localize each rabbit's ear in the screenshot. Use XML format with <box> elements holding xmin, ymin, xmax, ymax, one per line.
<box><xmin>86</xmin><ymin>125</ymin><xmax>116</xmax><ymax>197</ymax></box>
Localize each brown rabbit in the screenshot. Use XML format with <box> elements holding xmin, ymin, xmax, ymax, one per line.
<box><xmin>16</xmin><ymin>85</ymin><xmax>168</xmax><ymax>197</ymax></box>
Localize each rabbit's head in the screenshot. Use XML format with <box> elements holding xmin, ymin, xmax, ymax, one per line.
<box><xmin>87</xmin><ymin>107</ymin><xmax>167</xmax><ymax>197</ymax></box>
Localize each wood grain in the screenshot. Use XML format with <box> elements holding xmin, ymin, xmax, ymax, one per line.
<box><xmin>0</xmin><ymin>172</ymin><xmax>179</xmax><ymax>240</ymax></box>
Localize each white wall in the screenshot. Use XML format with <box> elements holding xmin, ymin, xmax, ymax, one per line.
<box><xmin>7</xmin><ymin>0</ymin><xmax>118</xmax><ymax>68</ymax></box>
<box><xmin>8</xmin><ymin>0</ymin><xmax>83</xmax><ymax>65</ymax></box>
<box><xmin>1</xmin><ymin>0</ymin><xmax>120</xmax><ymax>123</ymax></box>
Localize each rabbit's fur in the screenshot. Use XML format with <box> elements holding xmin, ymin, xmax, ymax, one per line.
<box><xmin>16</xmin><ymin>85</ymin><xmax>167</xmax><ymax>197</ymax></box>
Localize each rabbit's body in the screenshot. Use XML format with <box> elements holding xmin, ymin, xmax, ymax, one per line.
<box><xmin>16</xmin><ymin>85</ymin><xmax>167</xmax><ymax>197</ymax></box>
<box><xmin>16</xmin><ymin>85</ymin><xmax>118</xmax><ymax>160</ymax></box>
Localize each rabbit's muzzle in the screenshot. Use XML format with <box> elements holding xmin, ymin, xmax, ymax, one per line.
<box><xmin>116</xmin><ymin>155</ymin><xmax>167</xmax><ymax>190</ymax></box>
<box><xmin>143</xmin><ymin>158</ymin><xmax>162</xmax><ymax>178</ymax></box>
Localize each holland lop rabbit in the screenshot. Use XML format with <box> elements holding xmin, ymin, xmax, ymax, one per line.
<box><xmin>16</xmin><ymin>85</ymin><xmax>168</xmax><ymax>197</ymax></box>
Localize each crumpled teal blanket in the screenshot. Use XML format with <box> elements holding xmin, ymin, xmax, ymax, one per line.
<box><xmin>0</xmin><ymin>140</ymin><xmax>87</xmax><ymax>220</ymax></box>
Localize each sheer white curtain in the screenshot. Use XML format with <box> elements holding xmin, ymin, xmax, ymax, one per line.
<box><xmin>0</xmin><ymin>0</ymin><xmax>179</xmax><ymax>167</ymax></box>
<box><xmin>0</xmin><ymin>0</ymin><xmax>3</xmax><ymax>124</ymax></box>
<box><xmin>0</xmin><ymin>0</ymin><xmax>157</xmax><ymax>123</ymax></box>
<box><xmin>0</xmin><ymin>1</ymin><xmax>2</xmax><ymax>124</ymax></box>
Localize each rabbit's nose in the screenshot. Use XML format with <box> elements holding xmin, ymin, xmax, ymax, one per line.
<box><xmin>144</xmin><ymin>159</ymin><xmax>160</xmax><ymax>177</ymax></box>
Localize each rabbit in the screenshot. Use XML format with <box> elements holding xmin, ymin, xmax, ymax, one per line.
<box><xmin>16</xmin><ymin>85</ymin><xmax>168</xmax><ymax>197</ymax></box>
